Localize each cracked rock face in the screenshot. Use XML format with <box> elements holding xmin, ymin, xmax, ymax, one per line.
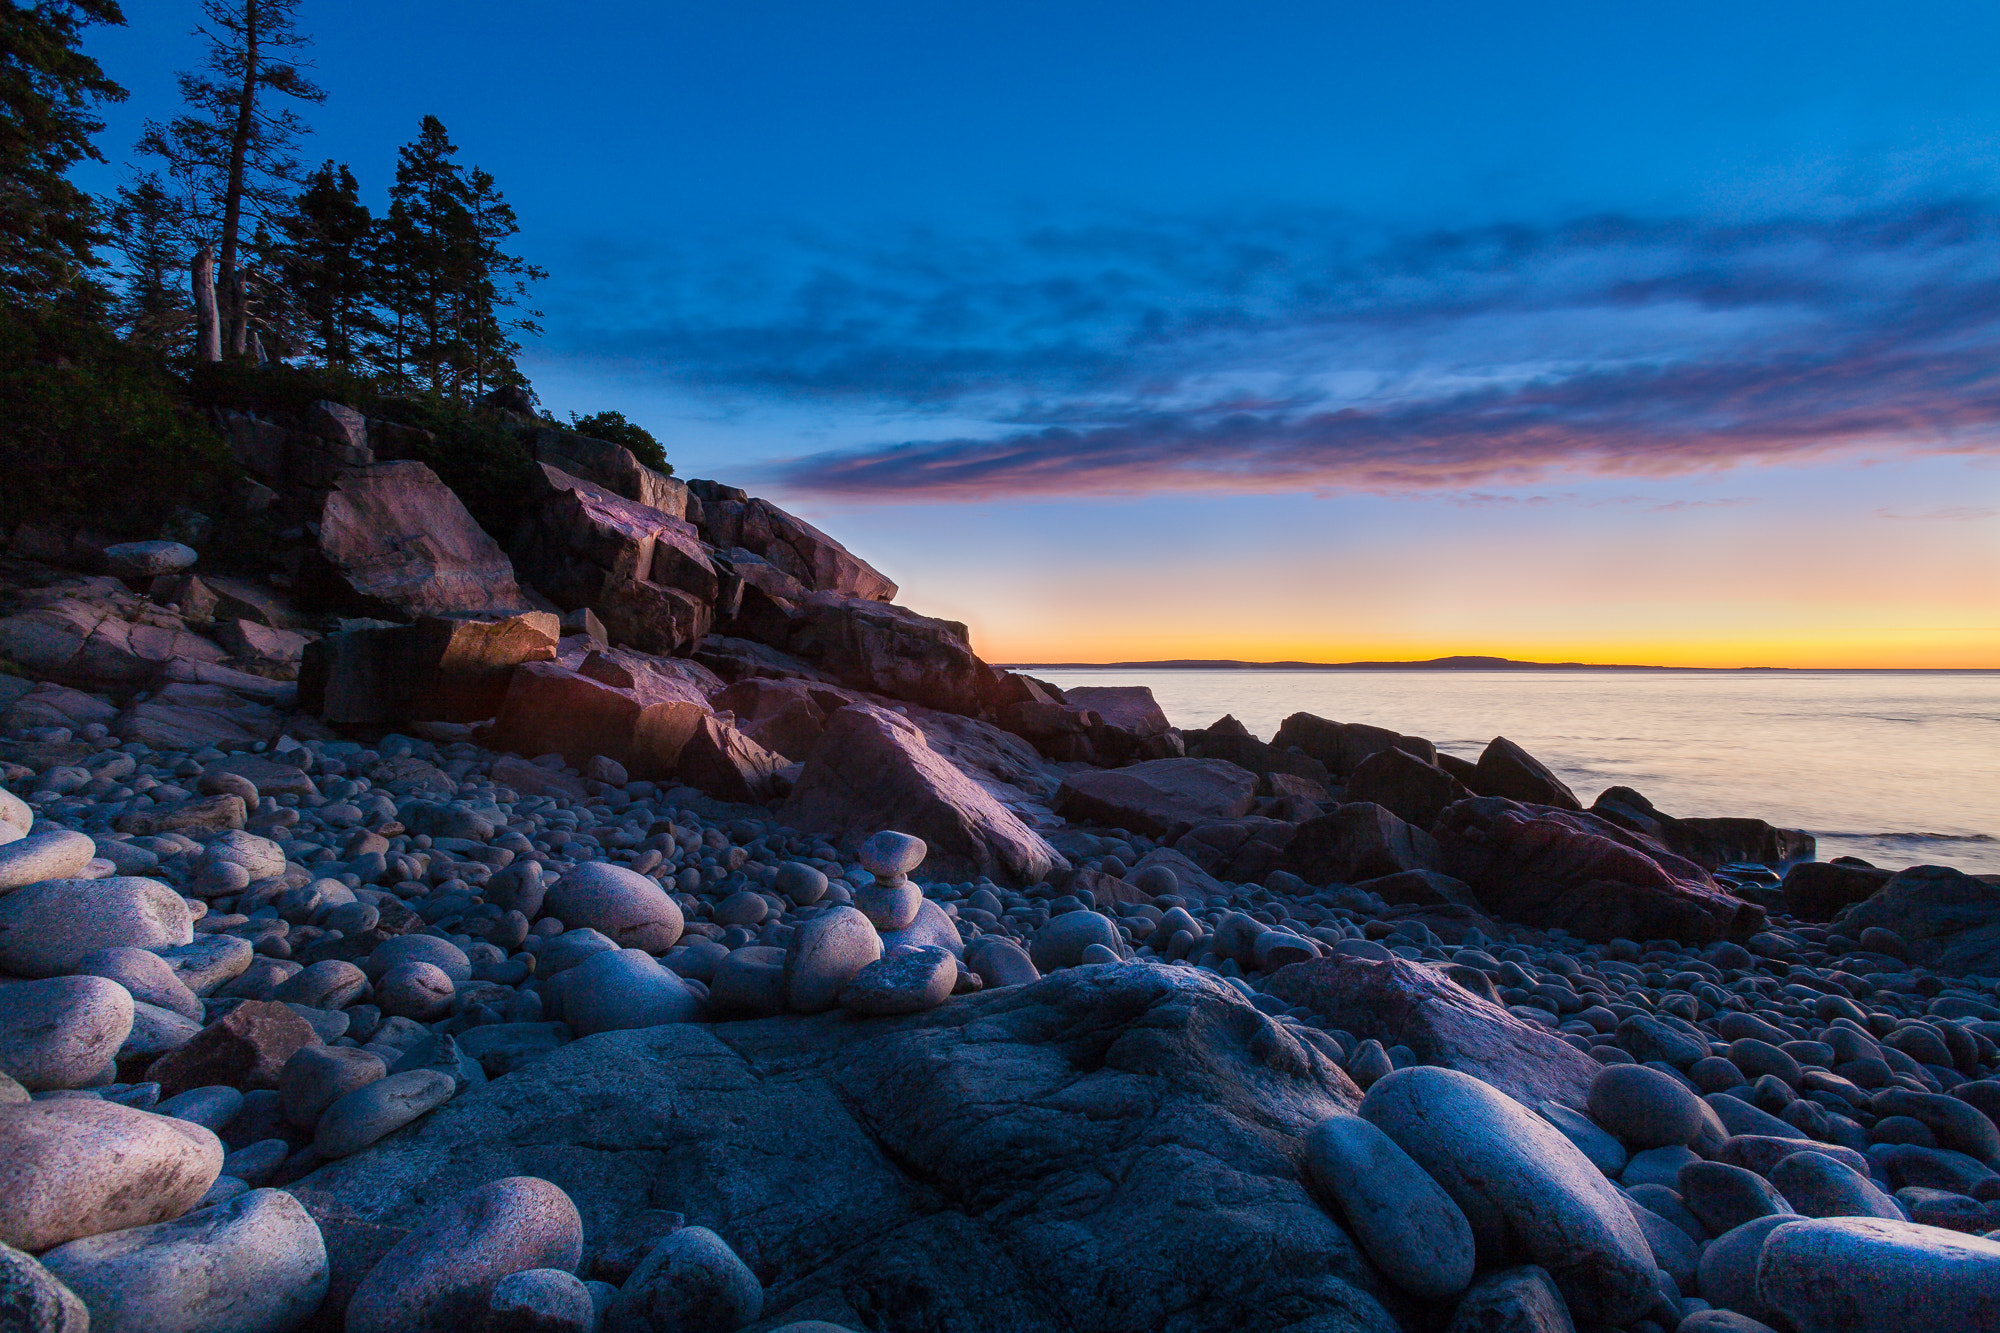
<box><xmin>291</xmin><ymin>963</ymin><xmax>1402</xmax><ymax>1333</ymax></box>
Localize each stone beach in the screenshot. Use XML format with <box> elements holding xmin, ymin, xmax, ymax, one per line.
<box><xmin>2</xmin><ymin>401</ymin><xmax>1998</xmax><ymax>1331</ymax></box>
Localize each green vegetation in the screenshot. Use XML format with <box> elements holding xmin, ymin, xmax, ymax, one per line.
<box><xmin>568</xmin><ymin>410</ymin><xmax>672</xmax><ymax>475</ymax></box>
<box><xmin>0</xmin><ymin>1</ymin><xmax>669</xmax><ymax>549</ymax></box>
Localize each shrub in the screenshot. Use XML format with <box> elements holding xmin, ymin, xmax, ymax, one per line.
<box><xmin>567</xmin><ymin>409</ymin><xmax>671</xmax><ymax>474</ymax></box>
<box><xmin>0</xmin><ymin>306</ymin><xmax>238</xmax><ymax>536</ymax></box>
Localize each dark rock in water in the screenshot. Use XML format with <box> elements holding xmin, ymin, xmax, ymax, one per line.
<box><xmin>1267</xmin><ymin>955</ymin><xmax>1600</xmax><ymax>1109</ymax></box>
<box><xmin>1780</xmin><ymin>860</ymin><xmax>1894</xmax><ymax>920</ymax></box>
<box><xmin>1837</xmin><ymin>865</ymin><xmax>2000</xmax><ymax>975</ymax></box>
<box><xmin>781</xmin><ymin>704</ymin><xmax>1066</xmax><ymax>887</ymax></box>
<box><xmin>1272</xmin><ymin>713</ymin><xmax>1438</xmax><ymax>778</ymax></box>
<box><xmin>1466</xmin><ymin>737</ymin><xmax>1582</xmax><ymax>811</ymax></box>
<box><xmin>1434</xmin><ymin>797</ymin><xmax>1761</xmax><ymax>944</ymax></box>
<box><xmin>1054</xmin><ymin>757</ymin><xmax>1258</xmax><ymax>840</ymax></box>
<box><xmin>1344</xmin><ymin>746</ymin><xmax>1473</xmax><ymax>830</ymax></box>
<box><xmin>290</xmin><ymin>965</ymin><xmax>1401</xmax><ymax>1333</ymax></box>
<box><xmin>1589</xmin><ymin>786</ymin><xmax>1814</xmax><ymax>871</ymax></box>
<box><xmin>1286</xmin><ymin>802</ymin><xmax>1444</xmax><ymax>886</ymax></box>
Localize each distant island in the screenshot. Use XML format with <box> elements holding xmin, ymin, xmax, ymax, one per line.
<box><xmin>1005</xmin><ymin>655</ymin><xmax>1775</xmax><ymax>671</ymax></box>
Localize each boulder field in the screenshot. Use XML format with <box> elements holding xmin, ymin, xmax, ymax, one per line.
<box><xmin>1</xmin><ymin>401</ymin><xmax>1998</xmax><ymax>1331</ymax></box>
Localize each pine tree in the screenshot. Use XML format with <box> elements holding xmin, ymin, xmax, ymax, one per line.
<box><xmin>376</xmin><ymin>116</ymin><xmax>543</xmax><ymax>400</ymax></box>
<box><xmin>456</xmin><ymin>164</ymin><xmax>545</xmax><ymax>398</ymax></box>
<box><xmin>108</xmin><ymin>170</ymin><xmax>194</xmax><ymax>347</ymax></box>
<box><xmin>380</xmin><ymin>115</ymin><xmax>465</xmax><ymax>394</ymax></box>
<box><xmin>281</xmin><ymin>160</ymin><xmax>376</xmax><ymax>367</ymax></box>
<box><xmin>138</xmin><ymin>0</ymin><xmax>323</xmax><ymax>358</ymax></box>
<box><xmin>0</xmin><ymin>0</ymin><xmax>128</xmax><ymax>309</ymax></box>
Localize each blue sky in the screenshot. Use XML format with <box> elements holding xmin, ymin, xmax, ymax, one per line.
<box><xmin>80</xmin><ymin>1</ymin><xmax>2000</xmax><ymax>663</ymax></box>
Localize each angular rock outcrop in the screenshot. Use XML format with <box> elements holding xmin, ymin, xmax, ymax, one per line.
<box><xmin>781</xmin><ymin>594</ymin><xmax>995</xmax><ymax>715</ymax></box>
<box><xmin>309</xmin><ymin>462</ymin><xmax>527</xmax><ymax>618</ymax></box>
<box><xmin>1434</xmin><ymin>796</ymin><xmax>1762</xmax><ymax>944</ymax></box>
<box><xmin>1287</xmin><ymin>803</ymin><xmax>1444</xmax><ymax>886</ymax></box>
<box><xmin>1273</xmin><ymin>713</ymin><xmax>1437</xmax><ymax>778</ymax></box>
<box><xmin>782</xmin><ymin>704</ymin><xmax>1066</xmax><ymax>887</ymax></box>
<box><xmin>289</xmin><ymin>965</ymin><xmax>1399</xmax><ymax>1333</ymax></box>
<box><xmin>533</xmin><ymin>426</ymin><xmax>689</xmax><ymax>519</ymax></box>
<box><xmin>694</xmin><ymin>493</ymin><xmax>896</xmax><ymax>602</ymax></box>
<box><xmin>512</xmin><ymin>466</ymin><xmax>714</xmax><ymax>656</ymax></box>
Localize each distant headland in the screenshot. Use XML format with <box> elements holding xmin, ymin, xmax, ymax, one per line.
<box><xmin>1007</xmin><ymin>655</ymin><xmax>1762</xmax><ymax>671</ymax></box>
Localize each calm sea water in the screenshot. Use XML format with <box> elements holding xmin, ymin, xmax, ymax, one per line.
<box><xmin>1027</xmin><ymin>669</ymin><xmax>2000</xmax><ymax>874</ymax></box>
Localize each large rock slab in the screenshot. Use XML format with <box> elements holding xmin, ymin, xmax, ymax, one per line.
<box><xmin>1267</xmin><ymin>955</ymin><xmax>1600</xmax><ymax>1109</ymax></box>
<box><xmin>1757</xmin><ymin>1216</ymin><xmax>2000</xmax><ymax>1333</ymax></box>
<box><xmin>290</xmin><ymin>965</ymin><xmax>1400</xmax><ymax>1333</ymax></box>
<box><xmin>782</xmin><ymin>705</ymin><xmax>1065</xmax><ymax>887</ymax></box>
<box><xmin>781</xmin><ymin>594</ymin><xmax>992</xmax><ymax>715</ymax></box>
<box><xmin>0</xmin><ymin>596</ymin><xmax>226</xmax><ymax>687</ymax></box>
<box><xmin>1434</xmin><ymin>797</ymin><xmax>1762</xmax><ymax>944</ymax></box>
<box><xmin>533</xmin><ymin>427</ymin><xmax>689</xmax><ymax>519</ymax></box>
<box><xmin>114</xmin><ymin>682</ymin><xmax>286</xmax><ymax>750</ymax></box>
<box><xmin>310</xmin><ymin>461</ymin><xmax>527</xmax><ymax>618</ymax></box>
<box><xmin>1055</xmin><ymin>758</ymin><xmax>1258</xmax><ymax>840</ymax></box>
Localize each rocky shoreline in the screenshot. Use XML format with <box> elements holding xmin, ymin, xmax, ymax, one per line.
<box><xmin>2</xmin><ymin>396</ymin><xmax>1998</xmax><ymax>1332</ymax></box>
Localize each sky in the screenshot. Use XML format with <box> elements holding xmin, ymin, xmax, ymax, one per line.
<box><xmin>79</xmin><ymin>1</ymin><xmax>2000</xmax><ymax>666</ymax></box>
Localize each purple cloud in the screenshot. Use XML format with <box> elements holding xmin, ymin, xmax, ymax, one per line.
<box><xmin>547</xmin><ymin>196</ymin><xmax>2000</xmax><ymax>499</ymax></box>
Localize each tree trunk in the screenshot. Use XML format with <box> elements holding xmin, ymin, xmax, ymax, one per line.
<box><xmin>218</xmin><ymin>0</ymin><xmax>260</xmax><ymax>357</ymax></box>
<box><xmin>192</xmin><ymin>243</ymin><xmax>222</xmax><ymax>363</ymax></box>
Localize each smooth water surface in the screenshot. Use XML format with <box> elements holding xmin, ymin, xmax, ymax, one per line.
<box><xmin>1028</xmin><ymin>669</ymin><xmax>2000</xmax><ymax>873</ymax></box>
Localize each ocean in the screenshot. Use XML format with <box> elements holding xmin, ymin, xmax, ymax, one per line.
<box><xmin>1026</xmin><ymin>669</ymin><xmax>2000</xmax><ymax>875</ymax></box>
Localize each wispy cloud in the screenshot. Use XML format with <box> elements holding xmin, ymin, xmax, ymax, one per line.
<box><xmin>549</xmin><ymin>197</ymin><xmax>2000</xmax><ymax>500</ymax></box>
<box><xmin>1873</xmin><ymin>505</ymin><xmax>1999</xmax><ymax>521</ymax></box>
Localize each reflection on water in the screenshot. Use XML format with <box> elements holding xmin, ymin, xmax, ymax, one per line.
<box><xmin>1028</xmin><ymin>669</ymin><xmax>2000</xmax><ymax>874</ymax></box>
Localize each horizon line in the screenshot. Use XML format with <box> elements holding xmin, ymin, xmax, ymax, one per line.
<box><xmin>1001</xmin><ymin>654</ymin><xmax>2000</xmax><ymax>673</ymax></box>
